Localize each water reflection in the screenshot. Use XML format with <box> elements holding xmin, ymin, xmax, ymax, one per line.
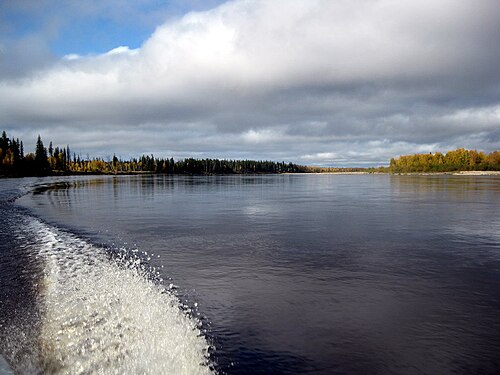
<box><xmin>15</xmin><ymin>174</ymin><xmax>500</xmax><ymax>374</ymax></box>
<box><xmin>390</xmin><ymin>174</ymin><xmax>500</xmax><ymax>197</ymax></box>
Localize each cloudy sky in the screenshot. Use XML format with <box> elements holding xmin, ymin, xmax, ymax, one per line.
<box><xmin>1</xmin><ymin>0</ymin><xmax>500</xmax><ymax>166</ymax></box>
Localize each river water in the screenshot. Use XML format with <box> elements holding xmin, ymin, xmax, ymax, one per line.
<box><xmin>1</xmin><ymin>174</ymin><xmax>499</xmax><ymax>374</ymax></box>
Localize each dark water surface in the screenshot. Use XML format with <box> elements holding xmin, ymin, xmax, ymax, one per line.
<box><xmin>1</xmin><ymin>174</ymin><xmax>500</xmax><ymax>374</ymax></box>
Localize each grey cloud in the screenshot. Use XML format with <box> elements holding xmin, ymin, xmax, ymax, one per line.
<box><xmin>0</xmin><ymin>36</ymin><xmax>56</xmax><ymax>80</ymax></box>
<box><xmin>1</xmin><ymin>0</ymin><xmax>500</xmax><ymax>166</ymax></box>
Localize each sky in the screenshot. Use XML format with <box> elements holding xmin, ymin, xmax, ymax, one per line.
<box><xmin>1</xmin><ymin>0</ymin><xmax>500</xmax><ymax>167</ymax></box>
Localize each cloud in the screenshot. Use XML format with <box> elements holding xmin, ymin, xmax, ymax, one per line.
<box><xmin>1</xmin><ymin>0</ymin><xmax>500</xmax><ymax>166</ymax></box>
<box><xmin>0</xmin><ymin>35</ymin><xmax>56</xmax><ymax>79</ymax></box>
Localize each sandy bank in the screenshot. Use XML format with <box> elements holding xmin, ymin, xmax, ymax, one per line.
<box><xmin>453</xmin><ymin>171</ymin><xmax>500</xmax><ymax>176</ymax></box>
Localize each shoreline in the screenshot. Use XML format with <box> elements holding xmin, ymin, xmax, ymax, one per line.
<box><xmin>292</xmin><ymin>171</ymin><xmax>500</xmax><ymax>175</ymax></box>
<box><xmin>452</xmin><ymin>171</ymin><xmax>500</xmax><ymax>176</ymax></box>
<box><xmin>391</xmin><ymin>171</ymin><xmax>500</xmax><ymax>176</ymax></box>
<box><xmin>2</xmin><ymin>170</ymin><xmax>500</xmax><ymax>179</ymax></box>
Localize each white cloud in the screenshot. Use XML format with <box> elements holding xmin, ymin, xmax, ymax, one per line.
<box><xmin>63</xmin><ymin>53</ymin><xmax>81</xmax><ymax>61</ymax></box>
<box><xmin>241</xmin><ymin>128</ymin><xmax>287</xmax><ymax>144</ymax></box>
<box><xmin>105</xmin><ymin>46</ymin><xmax>139</xmax><ymax>56</ymax></box>
<box><xmin>302</xmin><ymin>153</ymin><xmax>338</xmax><ymax>161</ymax></box>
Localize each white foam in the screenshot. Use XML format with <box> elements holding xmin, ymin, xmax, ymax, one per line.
<box><xmin>28</xmin><ymin>219</ymin><xmax>213</xmax><ymax>374</ymax></box>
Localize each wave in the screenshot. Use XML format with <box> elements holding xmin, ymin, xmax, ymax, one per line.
<box><xmin>6</xmin><ymin>216</ymin><xmax>213</xmax><ymax>374</ymax></box>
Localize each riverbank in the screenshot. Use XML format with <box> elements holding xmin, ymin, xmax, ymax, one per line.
<box><xmin>294</xmin><ymin>170</ymin><xmax>500</xmax><ymax>175</ymax></box>
<box><xmin>391</xmin><ymin>171</ymin><xmax>500</xmax><ymax>176</ymax></box>
<box><xmin>453</xmin><ymin>171</ymin><xmax>500</xmax><ymax>175</ymax></box>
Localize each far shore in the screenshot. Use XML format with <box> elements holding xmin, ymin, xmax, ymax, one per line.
<box><xmin>452</xmin><ymin>170</ymin><xmax>500</xmax><ymax>175</ymax></box>
<box><xmin>291</xmin><ymin>170</ymin><xmax>500</xmax><ymax>176</ymax></box>
<box><xmin>390</xmin><ymin>171</ymin><xmax>500</xmax><ymax>176</ymax></box>
<box><xmin>2</xmin><ymin>170</ymin><xmax>500</xmax><ymax>179</ymax></box>
<box><xmin>296</xmin><ymin>171</ymin><xmax>382</xmax><ymax>175</ymax></box>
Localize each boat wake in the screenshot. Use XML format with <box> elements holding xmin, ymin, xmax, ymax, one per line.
<box><xmin>3</xmin><ymin>216</ymin><xmax>213</xmax><ymax>374</ymax></box>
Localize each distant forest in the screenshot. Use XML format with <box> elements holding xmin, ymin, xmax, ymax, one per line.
<box><xmin>0</xmin><ymin>131</ymin><xmax>305</xmax><ymax>176</ymax></box>
<box><xmin>389</xmin><ymin>149</ymin><xmax>500</xmax><ymax>173</ymax></box>
<box><xmin>1</xmin><ymin>131</ymin><xmax>499</xmax><ymax>176</ymax></box>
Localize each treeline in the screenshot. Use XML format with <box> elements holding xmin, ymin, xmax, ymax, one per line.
<box><xmin>302</xmin><ymin>166</ymin><xmax>388</xmax><ymax>173</ymax></box>
<box><xmin>390</xmin><ymin>148</ymin><xmax>500</xmax><ymax>173</ymax></box>
<box><xmin>0</xmin><ymin>131</ymin><xmax>305</xmax><ymax>176</ymax></box>
<box><xmin>3</xmin><ymin>132</ymin><xmax>499</xmax><ymax>177</ymax></box>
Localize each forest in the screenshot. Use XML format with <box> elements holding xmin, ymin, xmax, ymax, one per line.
<box><xmin>0</xmin><ymin>132</ymin><xmax>305</xmax><ymax>176</ymax></box>
<box><xmin>389</xmin><ymin>149</ymin><xmax>500</xmax><ymax>173</ymax></box>
<box><xmin>1</xmin><ymin>131</ymin><xmax>499</xmax><ymax>176</ymax></box>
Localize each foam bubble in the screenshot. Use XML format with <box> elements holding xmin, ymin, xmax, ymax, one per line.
<box><xmin>27</xmin><ymin>219</ymin><xmax>213</xmax><ymax>374</ymax></box>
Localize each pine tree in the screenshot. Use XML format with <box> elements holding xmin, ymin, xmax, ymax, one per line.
<box><xmin>34</xmin><ymin>135</ymin><xmax>50</xmax><ymax>173</ymax></box>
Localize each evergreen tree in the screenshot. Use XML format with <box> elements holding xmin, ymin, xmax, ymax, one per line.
<box><xmin>1</xmin><ymin>131</ymin><xmax>8</xmax><ymax>150</ymax></box>
<box><xmin>34</xmin><ymin>135</ymin><xmax>50</xmax><ymax>173</ymax></box>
